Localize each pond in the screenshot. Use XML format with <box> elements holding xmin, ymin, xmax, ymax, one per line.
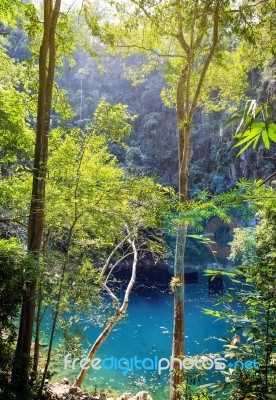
<box><xmin>46</xmin><ymin>267</ymin><xmax>241</xmax><ymax>399</ymax></box>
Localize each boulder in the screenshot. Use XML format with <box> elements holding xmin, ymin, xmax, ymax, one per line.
<box><xmin>50</xmin><ymin>382</ymin><xmax>70</xmax><ymax>396</ymax></box>
<box><xmin>135</xmin><ymin>392</ymin><xmax>152</xmax><ymax>400</ymax></box>
<box><xmin>60</xmin><ymin>378</ymin><xmax>70</xmax><ymax>385</ymax></box>
<box><xmin>117</xmin><ymin>393</ymin><xmax>133</xmax><ymax>400</ymax></box>
<box><xmin>69</xmin><ymin>386</ymin><xmax>83</xmax><ymax>396</ymax></box>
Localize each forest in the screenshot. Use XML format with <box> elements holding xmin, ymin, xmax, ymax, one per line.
<box><xmin>0</xmin><ymin>1</ymin><xmax>275</xmax><ymax>400</ymax></box>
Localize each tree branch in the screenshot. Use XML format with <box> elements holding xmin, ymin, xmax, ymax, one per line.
<box><xmin>176</xmin><ymin>21</ymin><xmax>190</xmax><ymax>55</ymax></box>
<box><xmin>0</xmin><ymin>217</ymin><xmax>28</xmax><ymax>228</ymax></box>
<box><xmin>120</xmin><ymin>237</ymin><xmax>138</xmax><ymax>313</ymax></box>
<box><xmin>101</xmin><ymin>232</ymin><xmax>132</xmax><ymax>276</ymax></box>
<box><xmin>193</xmin><ymin>1</ymin><xmax>213</xmax><ymax>51</ymax></box>
<box><xmin>190</xmin><ymin>1</ymin><xmax>219</xmax><ymax>115</ymax></box>
<box><xmin>73</xmin><ymin>233</ymin><xmax>138</xmax><ymax>388</ymax></box>
<box><xmin>259</xmin><ymin>171</ymin><xmax>276</xmax><ymax>186</ymax></box>
<box><xmin>115</xmin><ymin>44</ymin><xmax>184</xmax><ymax>58</ymax></box>
<box><xmin>100</xmin><ymin>281</ymin><xmax>120</xmax><ymax>309</ymax></box>
<box><xmin>129</xmin><ymin>0</ymin><xmax>152</xmax><ymax>19</ymax></box>
<box><xmin>105</xmin><ymin>251</ymin><xmax>134</xmax><ymax>283</ymax></box>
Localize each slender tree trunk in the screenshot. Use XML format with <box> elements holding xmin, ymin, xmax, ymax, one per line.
<box><xmin>74</xmin><ymin>238</ymin><xmax>138</xmax><ymax>388</ymax></box>
<box><xmin>11</xmin><ymin>1</ymin><xmax>61</xmax><ymax>395</ymax></box>
<box><xmin>33</xmin><ymin>285</ymin><xmax>43</xmax><ymax>377</ymax></box>
<box><xmin>39</xmin><ymin>256</ymin><xmax>68</xmax><ymax>393</ymax></box>
<box><xmin>74</xmin><ymin>310</ymin><xmax>122</xmax><ymax>388</ymax></box>
<box><xmin>265</xmin><ymin>302</ymin><xmax>271</xmax><ymax>393</ymax></box>
<box><xmin>33</xmin><ymin>229</ymin><xmax>52</xmax><ymax>377</ymax></box>
<box><xmin>39</xmin><ymin>218</ymin><xmax>77</xmax><ymax>392</ymax></box>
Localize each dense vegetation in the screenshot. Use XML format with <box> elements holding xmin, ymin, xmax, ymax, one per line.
<box><xmin>0</xmin><ymin>1</ymin><xmax>275</xmax><ymax>400</ymax></box>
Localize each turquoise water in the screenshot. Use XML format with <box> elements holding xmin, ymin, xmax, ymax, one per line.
<box><xmin>46</xmin><ymin>270</ymin><xmax>239</xmax><ymax>399</ymax></box>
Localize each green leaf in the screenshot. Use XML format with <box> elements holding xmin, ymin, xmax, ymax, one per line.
<box><xmin>262</xmin><ymin>129</ymin><xmax>270</xmax><ymax>149</ymax></box>
<box><xmin>226</xmin><ymin>111</ymin><xmax>244</xmax><ymax>124</ymax></box>
<box><xmin>233</xmin><ymin>130</ymin><xmax>260</xmax><ymax>148</ymax></box>
<box><xmin>236</xmin><ymin>137</ymin><xmax>256</xmax><ymax>156</ymax></box>
<box><xmin>253</xmin><ymin>134</ymin><xmax>260</xmax><ymax>148</ymax></box>
<box><xmin>230</xmin><ymin>101</ymin><xmax>275</xmax><ymax>154</ymax></box>
<box><xmin>268</xmin><ymin>124</ymin><xmax>276</xmax><ymax>142</ymax></box>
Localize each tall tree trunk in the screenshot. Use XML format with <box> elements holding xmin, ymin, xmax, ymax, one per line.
<box><xmin>170</xmin><ymin>66</ymin><xmax>190</xmax><ymax>400</ymax></box>
<box><xmin>11</xmin><ymin>1</ymin><xmax>61</xmax><ymax>396</ymax></box>
<box><xmin>170</xmin><ymin>4</ymin><xmax>219</xmax><ymax>399</ymax></box>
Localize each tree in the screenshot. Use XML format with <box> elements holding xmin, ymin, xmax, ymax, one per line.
<box><xmin>37</xmin><ymin>101</ymin><xmax>136</xmax><ymax>390</ymax></box>
<box><xmin>40</xmin><ymin>107</ymin><xmax>168</xmax><ymax>389</ymax></box>
<box><xmin>73</xmin><ymin>228</ymin><xmax>138</xmax><ymax>389</ymax></box>
<box><xmin>83</xmin><ymin>1</ymin><xmax>273</xmax><ymax>397</ymax></box>
<box><xmin>71</xmin><ymin>172</ymin><xmax>168</xmax><ymax>388</ymax></box>
<box><xmin>11</xmin><ymin>0</ymin><xmax>62</xmax><ymax>395</ymax></box>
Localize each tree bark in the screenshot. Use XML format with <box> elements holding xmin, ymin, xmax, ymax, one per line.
<box><xmin>33</xmin><ymin>285</ymin><xmax>43</xmax><ymax>377</ymax></box>
<box><xmin>74</xmin><ymin>238</ymin><xmax>138</xmax><ymax>388</ymax></box>
<box><xmin>39</xmin><ymin>222</ymin><xmax>75</xmax><ymax>393</ymax></box>
<box><xmin>170</xmin><ymin>3</ymin><xmax>219</xmax><ymax>399</ymax></box>
<box><xmin>170</xmin><ymin>65</ymin><xmax>190</xmax><ymax>400</ymax></box>
<box><xmin>11</xmin><ymin>1</ymin><xmax>61</xmax><ymax>396</ymax></box>
<box><xmin>33</xmin><ymin>229</ymin><xmax>51</xmax><ymax>377</ymax></box>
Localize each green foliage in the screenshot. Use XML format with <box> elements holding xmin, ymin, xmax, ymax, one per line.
<box><xmin>0</xmin><ymin>0</ymin><xmax>275</xmax><ymax>397</ymax></box>
<box><xmin>92</xmin><ymin>101</ymin><xmax>136</xmax><ymax>145</ymax></box>
<box><xmin>202</xmin><ymin>189</ymin><xmax>276</xmax><ymax>399</ymax></box>
<box><xmin>0</xmin><ymin>0</ymin><xmax>22</xmax><ymax>27</ymax></box>
<box><xmin>176</xmin><ymin>379</ymin><xmax>212</xmax><ymax>400</ymax></box>
<box><xmin>85</xmin><ymin>0</ymin><xmax>273</xmax><ymax>114</ymax></box>
<box><xmin>46</xmin><ymin>100</ymin><xmax>166</xmax><ymax>242</ymax></box>
<box><xmin>201</xmin><ymin>45</ymin><xmax>252</xmax><ymax>112</ymax></box>
<box><xmin>204</xmin><ymin>263</ymin><xmax>276</xmax><ymax>398</ymax></box>
<box><xmin>0</xmin><ymin>238</ymin><xmax>28</xmax><ymax>337</ymax></box>
<box><xmin>228</xmin><ymin>100</ymin><xmax>276</xmax><ymax>155</ymax></box>
<box><xmin>228</xmin><ymin>227</ymin><xmax>258</xmax><ymax>266</ymax></box>
<box><xmin>0</xmin><ymin>238</ymin><xmax>36</xmax><ymax>393</ymax></box>
<box><xmin>36</xmin><ymin>102</ymin><xmax>170</xmax><ymax>363</ymax></box>
<box><xmin>0</xmin><ymin>43</ymin><xmax>34</xmax><ymax>163</ymax></box>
